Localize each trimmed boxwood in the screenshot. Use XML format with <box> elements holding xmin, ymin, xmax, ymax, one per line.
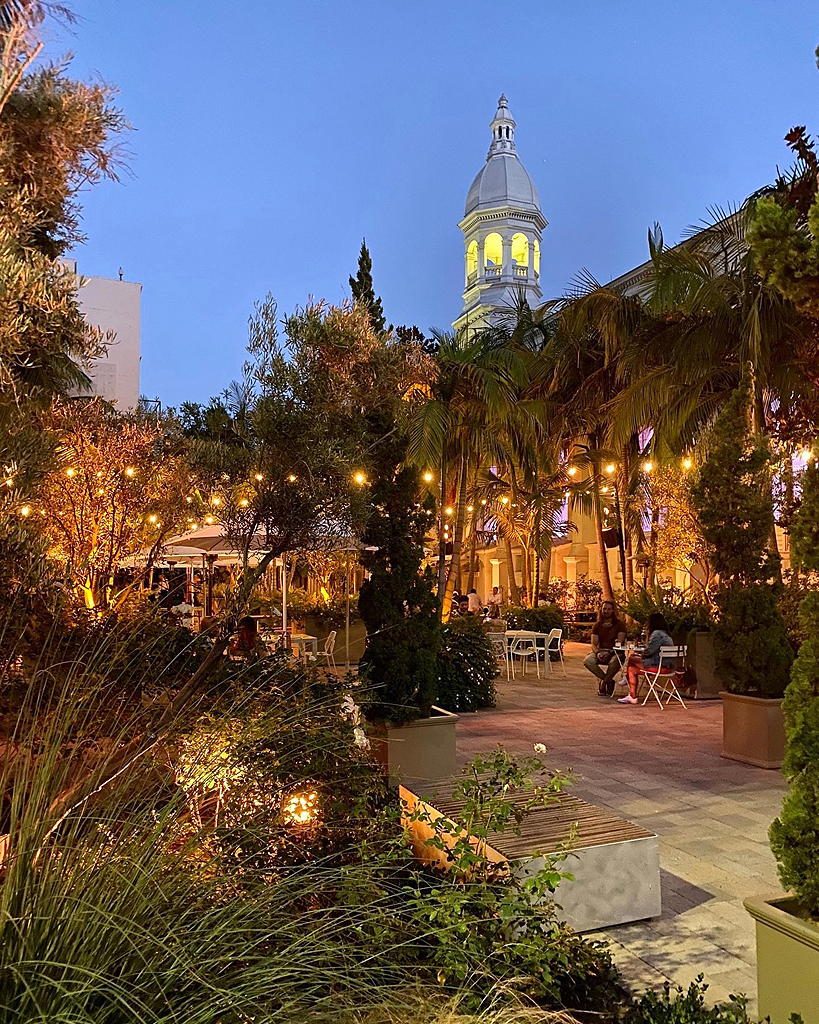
<box><xmin>504</xmin><ymin>603</ymin><xmax>564</xmax><ymax>634</ymax></box>
<box><xmin>436</xmin><ymin>617</ymin><xmax>497</xmax><ymax>713</ymax></box>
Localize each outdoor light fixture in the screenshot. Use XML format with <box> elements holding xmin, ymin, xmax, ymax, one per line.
<box><xmin>238</xmin><ymin>498</ymin><xmax>250</xmax><ymax>507</ymax></box>
<box><xmin>681</xmin><ymin>456</ymin><xmax>693</xmax><ymax>471</ymax></box>
<box><xmin>567</xmin><ymin>466</ymin><xmax>578</xmax><ymax>477</ymax></box>
<box><xmin>422</xmin><ymin>470</ymin><xmax>434</xmax><ymax>483</ymax></box>
<box><xmin>604</xmin><ymin>463</ymin><xmax>616</xmax><ymax>475</ymax></box>
<box><xmin>254</xmin><ymin>472</ymin><xmax>264</xmax><ymax>482</ymax></box>
<box><xmin>282</xmin><ymin>789</ymin><xmax>320</xmax><ymax>826</ymax></box>
<box><xmin>500</xmin><ymin>496</ymin><xmax>509</xmax><ymax>505</ymax></box>
<box><xmin>444</xmin><ymin>505</ymin><xmax>454</xmax><ymax>516</ymax></box>
<box><xmin>19</xmin><ymin>505</ymin><xmax>31</xmax><ymax>517</ymax></box>
<box><xmin>352</xmin><ymin>470</ymin><xmax>367</xmax><ymax>486</ymax></box>
<box><xmin>124</xmin><ymin>467</ymin><xmax>137</xmax><ymax>478</ymax></box>
<box><xmin>287</xmin><ymin>473</ymin><xmax>297</xmax><ymax>483</ymax></box>
<box><xmin>65</xmin><ymin>467</ymin><xmax>76</xmax><ymax>478</ymax></box>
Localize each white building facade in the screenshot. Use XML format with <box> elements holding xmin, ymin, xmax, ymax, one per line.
<box><xmin>454</xmin><ymin>95</ymin><xmax>547</xmax><ymax>334</ymax></box>
<box><xmin>67</xmin><ymin>261</ymin><xmax>142</xmax><ymax>410</ymax></box>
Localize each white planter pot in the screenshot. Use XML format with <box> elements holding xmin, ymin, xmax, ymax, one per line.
<box><xmin>368</xmin><ymin>706</ymin><xmax>458</xmax><ymax>784</ymax></box>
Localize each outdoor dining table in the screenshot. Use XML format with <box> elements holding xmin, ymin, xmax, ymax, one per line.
<box><xmin>263</xmin><ymin>629</ymin><xmax>319</xmax><ymax>660</ymax></box>
<box><xmin>504</xmin><ymin>629</ymin><xmax>551</xmax><ymax>677</ymax></box>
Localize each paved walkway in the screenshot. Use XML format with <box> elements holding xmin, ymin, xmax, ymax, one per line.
<box><xmin>455</xmin><ymin>642</ymin><xmax>787</xmax><ymax>1011</ymax></box>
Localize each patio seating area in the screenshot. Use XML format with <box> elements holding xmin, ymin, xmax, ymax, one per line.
<box><xmin>456</xmin><ymin>640</ymin><xmax>787</xmax><ymax>1011</ymax></box>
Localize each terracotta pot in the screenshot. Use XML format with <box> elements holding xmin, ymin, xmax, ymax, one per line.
<box><xmin>367</xmin><ymin>706</ymin><xmax>458</xmax><ymax>784</ymax></box>
<box><xmin>745</xmin><ymin>896</ymin><xmax>819</xmax><ymax>1024</ymax></box>
<box><xmin>720</xmin><ymin>691</ymin><xmax>785</xmax><ymax>769</ymax></box>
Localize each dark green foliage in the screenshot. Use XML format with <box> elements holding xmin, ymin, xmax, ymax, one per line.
<box><xmin>505</xmin><ymin>603</ymin><xmax>564</xmax><ymax>633</ymax></box>
<box><xmin>436</xmin><ymin>617</ymin><xmax>497</xmax><ymax>712</ymax></box>
<box><xmin>624</xmin><ymin>976</ymin><xmax>752</xmax><ymax>1024</ymax></box>
<box><xmin>778</xmin><ymin>568</ymin><xmax>819</xmax><ymax>650</ymax></box>
<box><xmin>770</xmin><ymin>446</ymin><xmax>819</xmax><ymax>916</ymax></box>
<box><xmin>358</xmin><ymin>437</ymin><xmax>441</xmax><ymax>724</ymax></box>
<box><xmin>622</xmin><ymin>585</ymin><xmax>713</xmax><ymax>642</ymax></box>
<box><xmin>691</xmin><ymin>383</ymin><xmax>779</xmax><ymax>585</ymax></box>
<box><xmin>349</xmin><ymin>239</ymin><xmax>387</xmax><ymax>334</ymax></box>
<box><xmin>713</xmin><ymin>585</ymin><xmax>793</xmax><ymax>697</ymax></box>
<box><xmin>692</xmin><ymin>384</ymin><xmax>792</xmax><ymax>696</ymax></box>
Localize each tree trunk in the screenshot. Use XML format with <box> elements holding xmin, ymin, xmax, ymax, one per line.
<box><xmin>436</xmin><ymin>446</ymin><xmax>449</xmax><ymax>611</ymax></box>
<box><xmin>504</xmin><ymin>535</ymin><xmax>521</xmax><ymax>605</ymax></box>
<box><xmin>465</xmin><ymin>509</ymin><xmax>479</xmax><ymax>593</ymax></box>
<box><xmin>442</xmin><ymin>459</ymin><xmax>469</xmax><ymax>619</ymax></box>
<box><xmin>593</xmin><ymin>473</ymin><xmax>615</xmax><ymax>601</ymax></box>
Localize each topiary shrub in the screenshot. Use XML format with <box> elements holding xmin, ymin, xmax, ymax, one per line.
<box><xmin>770</xmin><ymin>446</ymin><xmax>819</xmax><ymax>916</ymax></box>
<box><xmin>691</xmin><ymin>382</ymin><xmax>793</xmax><ymax>696</ymax></box>
<box><xmin>504</xmin><ymin>603</ymin><xmax>564</xmax><ymax>634</ymax></box>
<box><xmin>436</xmin><ymin>617</ymin><xmax>497</xmax><ymax>712</ymax></box>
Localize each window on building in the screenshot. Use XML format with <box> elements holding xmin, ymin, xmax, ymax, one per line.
<box><xmin>484</xmin><ymin>233</ymin><xmax>503</xmax><ymax>268</ymax></box>
<box><xmin>511</xmin><ymin>233</ymin><xmax>529</xmax><ymax>267</ymax></box>
<box><xmin>533</xmin><ymin>238</ymin><xmax>541</xmax><ymax>276</ymax></box>
<box><xmin>466</xmin><ymin>240</ymin><xmax>478</xmax><ymax>277</ymax></box>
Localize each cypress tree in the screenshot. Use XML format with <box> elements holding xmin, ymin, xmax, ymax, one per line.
<box><xmin>349</xmin><ymin>239</ymin><xmax>387</xmax><ymax>334</ymax></box>
<box><xmin>770</xmin><ymin>445</ymin><xmax>819</xmax><ymax>914</ymax></box>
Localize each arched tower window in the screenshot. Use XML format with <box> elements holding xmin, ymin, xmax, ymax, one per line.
<box><xmin>511</xmin><ymin>233</ymin><xmax>529</xmax><ymax>267</ymax></box>
<box><xmin>484</xmin><ymin>233</ymin><xmax>503</xmax><ymax>271</ymax></box>
<box><xmin>533</xmin><ymin>238</ymin><xmax>541</xmax><ymax>277</ymax></box>
<box><xmin>466</xmin><ymin>240</ymin><xmax>478</xmax><ymax>280</ymax></box>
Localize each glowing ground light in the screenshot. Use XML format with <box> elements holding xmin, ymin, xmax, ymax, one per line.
<box><xmin>287</xmin><ymin>473</ymin><xmax>297</xmax><ymax>483</ymax></box>
<box><xmin>282</xmin><ymin>789</ymin><xmax>319</xmax><ymax>826</ymax></box>
<box><xmin>352</xmin><ymin>470</ymin><xmax>367</xmax><ymax>486</ymax></box>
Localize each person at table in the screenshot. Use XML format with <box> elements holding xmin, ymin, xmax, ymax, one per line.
<box><xmin>486</xmin><ymin>586</ymin><xmax>503</xmax><ymax>617</ymax></box>
<box><xmin>228</xmin><ymin>616</ymin><xmax>269</xmax><ymax>661</ymax></box>
<box><xmin>619</xmin><ymin>612</ymin><xmax>674</xmax><ymax>705</ymax></box>
<box><xmin>467</xmin><ymin>588</ymin><xmax>483</xmax><ymax>615</ymax></box>
<box><xmin>583</xmin><ymin>600</ymin><xmax>627</xmax><ymax>696</ymax></box>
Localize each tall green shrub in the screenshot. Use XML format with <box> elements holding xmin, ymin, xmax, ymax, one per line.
<box><xmin>770</xmin><ymin>447</ymin><xmax>819</xmax><ymax>914</ymax></box>
<box><xmin>358</xmin><ymin>427</ymin><xmax>441</xmax><ymax>724</ymax></box>
<box><xmin>437</xmin><ymin>617</ymin><xmax>497</xmax><ymax>712</ymax></box>
<box><xmin>691</xmin><ymin>384</ymin><xmax>792</xmax><ymax>696</ymax></box>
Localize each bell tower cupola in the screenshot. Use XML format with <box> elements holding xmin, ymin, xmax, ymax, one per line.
<box><xmin>454</xmin><ymin>95</ymin><xmax>547</xmax><ymax>333</ymax></box>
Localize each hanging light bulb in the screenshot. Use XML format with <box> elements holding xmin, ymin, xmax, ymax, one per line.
<box><xmin>352</xmin><ymin>470</ymin><xmax>367</xmax><ymax>486</ymax></box>
<box><xmin>254</xmin><ymin>472</ymin><xmax>264</xmax><ymax>482</ymax></box>
<box><xmin>567</xmin><ymin>465</ymin><xmax>578</xmax><ymax>478</ymax></box>
<box><xmin>642</xmin><ymin>460</ymin><xmax>654</xmax><ymax>474</ymax></box>
<box><xmin>681</xmin><ymin>456</ymin><xmax>693</xmax><ymax>471</ymax></box>
<box><xmin>287</xmin><ymin>473</ymin><xmax>297</xmax><ymax>483</ymax></box>
<box><xmin>65</xmin><ymin>467</ymin><xmax>76</xmax><ymax>478</ymax></box>
<box><xmin>238</xmin><ymin>497</ymin><xmax>250</xmax><ymax>507</ymax></box>
<box><xmin>422</xmin><ymin>470</ymin><xmax>434</xmax><ymax>484</ymax></box>
<box><xmin>604</xmin><ymin>463</ymin><xmax>616</xmax><ymax>475</ymax></box>
<box><xmin>19</xmin><ymin>505</ymin><xmax>31</xmax><ymax>517</ymax></box>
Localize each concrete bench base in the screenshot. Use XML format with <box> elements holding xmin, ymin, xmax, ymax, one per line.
<box><xmin>401</xmin><ymin>782</ymin><xmax>661</xmax><ymax>933</ymax></box>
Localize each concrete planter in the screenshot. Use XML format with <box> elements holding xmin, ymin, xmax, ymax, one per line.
<box><xmin>686</xmin><ymin>629</ymin><xmax>720</xmax><ymax>699</ymax></box>
<box><xmin>367</xmin><ymin>706</ymin><xmax>458</xmax><ymax>785</ymax></box>
<box><xmin>745</xmin><ymin>896</ymin><xmax>819</xmax><ymax>1024</ymax></box>
<box><xmin>720</xmin><ymin>692</ymin><xmax>785</xmax><ymax>769</ymax></box>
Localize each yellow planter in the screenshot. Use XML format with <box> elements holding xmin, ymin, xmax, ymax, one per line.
<box><xmin>745</xmin><ymin>895</ymin><xmax>819</xmax><ymax>1024</ymax></box>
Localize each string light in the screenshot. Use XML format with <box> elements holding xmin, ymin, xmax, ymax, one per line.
<box><xmin>96</xmin><ymin>488</ymin><xmax>105</xmax><ymax>496</ymax></box>
<box><xmin>352</xmin><ymin>470</ymin><xmax>367</xmax><ymax>486</ymax></box>
<box><xmin>681</xmin><ymin>456</ymin><xmax>693</xmax><ymax>471</ymax></box>
<box><xmin>65</xmin><ymin>468</ymin><xmax>76</xmax><ymax>478</ymax></box>
<box><xmin>204</xmin><ymin>515</ymin><xmax>215</xmax><ymax>525</ymax></box>
<box><xmin>147</xmin><ymin>513</ymin><xmax>158</xmax><ymax>525</ymax></box>
<box><xmin>19</xmin><ymin>505</ymin><xmax>31</xmax><ymax>517</ymax></box>
<box><xmin>4</xmin><ymin>477</ymin><xmax>14</xmax><ymax>488</ymax></box>
<box><xmin>642</xmin><ymin>460</ymin><xmax>654</xmax><ymax>474</ymax></box>
<box><xmin>600</xmin><ymin>485</ymin><xmax>610</xmax><ymax>494</ymax></box>
<box><xmin>253</xmin><ymin>472</ymin><xmax>264</xmax><ymax>482</ymax></box>
<box><xmin>422</xmin><ymin>470</ymin><xmax>434</xmax><ymax>484</ymax></box>
<box><xmin>444</xmin><ymin>506</ymin><xmax>454</xmax><ymax>516</ymax></box>
<box><xmin>238</xmin><ymin>497</ymin><xmax>250</xmax><ymax>507</ymax></box>
<box><xmin>480</xmin><ymin>498</ymin><xmax>487</xmax><ymax>506</ymax></box>
<box><xmin>185</xmin><ymin>495</ymin><xmax>193</xmax><ymax>504</ymax></box>
<box><xmin>466</xmin><ymin>504</ymin><xmax>474</xmax><ymax>513</ymax></box>
<box><xmin>567</xmin><ymin>466</ymin><xmax>578</xmax><ymax>478</ymax></box>
<box><xmin>124</xmin><ymin>467</ymin><xmax>137</xmax><ymax>479</ymax></box>
<box><xmin>604</xmin><ymin>463</ymin><xmax>616</xmax><ymax>475</ymax></box>
<box><xmin>798</xmin><ymin>448</ymin><xmax>812</xmax><ymax>464</ymax></box>
<box><xmin>500</xmin><ymin>496</ymin><xmax>509</xmax><ymax>505</ymax></box>
<box><xmin>210</xmin><ymin>495</ymin><xmax>222</xmax><ymax>507</ymax></box>
<box><xmin>287</xmin><ymin>473</ymin><xmax>297</xmax><ymax>483</ymax></box>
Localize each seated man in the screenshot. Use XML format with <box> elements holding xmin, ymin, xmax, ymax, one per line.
<box><xmin>583</xmin><ymin>600</ymin><xmax>627</xmax><ymax>696</ymax></box>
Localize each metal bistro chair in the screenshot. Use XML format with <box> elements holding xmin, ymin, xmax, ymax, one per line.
<box><xmin>639</xmin><ymin>645</ymin><xmax>688</xmax><ymax>709</ymax></box>
<box><xmin>489</xmin><ymin>634</ymin><xmax>512</xmax><ymax>680</ymax></box>
<box><xmin>313</xmin><ymin>630</ymin><xmax>338</xmax><ymax>671</ymax></box>
<box><xmin>545</xmin><ymin>628</ymin><xmax>566</xmax><ymax>677</ymax></box>
<box><xmin>511</xmin><ymin>635</ymin><xmax>544</xmax><ymax>679</ymax></box>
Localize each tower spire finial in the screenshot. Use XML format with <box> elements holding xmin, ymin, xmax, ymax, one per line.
<box><xmin>488</xmin><ymin>93</ymin><xmax>516</xmax><ymax>158</ymax></box>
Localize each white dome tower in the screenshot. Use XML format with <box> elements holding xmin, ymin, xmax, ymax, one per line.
<box><xmin>454</xmin><ymin>95</ymin><xmax>547</xmax><ymax>333</ymax></box>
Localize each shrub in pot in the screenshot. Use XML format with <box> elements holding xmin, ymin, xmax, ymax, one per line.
<box><xmin>437</xmin><ymin>617</ymin><xmax>497</xmax><ymax>713</ymax></box>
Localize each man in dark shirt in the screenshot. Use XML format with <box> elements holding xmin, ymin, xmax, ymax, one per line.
<box><xmin>583</xmin><ymin>600</ymin><xmax>627</xmax><ymax>695</ymax></box>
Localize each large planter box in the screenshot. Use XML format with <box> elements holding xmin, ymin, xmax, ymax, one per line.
<box><xmin>686</xmin><ymin>629</ymin><xmax>720</xmax><ymax>699</ymax></box>
<box><xmin>720</xmin><ymin>691</ymin><xmax>785</xmax><ymax>769</ymax></box>
<box><xmin>745</xmin><ymin>896</ymin><xmax>819</xmax><ymax>1024</ymax></box>
<box><xmin>368</xmin><ymin>706</ymin><xmax>458</xmax><ymax>784</ymax></box>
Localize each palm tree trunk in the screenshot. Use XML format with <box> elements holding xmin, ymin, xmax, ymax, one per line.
<box><xmin>504</xmin><ymin>535</ymin><xmax>521</xmax><ymax>605</ymax></box>
<box><xmin>465</xmin><ymin>509</ymin><xmax>479</xmax><ymax>592</ymax></box>
<box><xmin>593</xmin><ymin>472</ymin><xmax>615</xmax><ymax>601</ymax></box>
<box><xmin>443</xmin><ymin>459</ymin><xmax>469</xmax><ymax>617</ymax></box>
<box><xmin>437</xmin><ymin>446</ymin><xmax>449</xmax><ymax>609</ymax></box>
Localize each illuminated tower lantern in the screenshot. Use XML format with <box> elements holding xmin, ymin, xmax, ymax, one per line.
<box><xmin>454</xmin><ymin>95</ymin><xmax>546</xmax><ymax>333</ymax></box>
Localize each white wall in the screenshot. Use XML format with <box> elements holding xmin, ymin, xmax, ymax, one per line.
<box><xmin>68</xmin><ymin>262</ymin><xmax>142</xmax><ymax>410</ymax></box>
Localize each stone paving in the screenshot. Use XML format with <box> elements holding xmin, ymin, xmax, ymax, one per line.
<box><xmin>454</xmin><ymin>642</ymin><xmax>787</xmax><ymax>1011</ymax></box>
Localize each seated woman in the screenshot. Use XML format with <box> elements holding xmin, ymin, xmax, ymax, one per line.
<box><xmin>228</xmin><ymin>616</ymin><xmax>269</xmax><ymax>661</ymax></box>
<box><xmin>583</xmin><ymin>599</ymin><xmax>627</xmax><ymax>696</ymax></box>
<box><xmin>618</xmin><ymin>611</ymin><xmax>674</xmax><ymax>705</ymax></box>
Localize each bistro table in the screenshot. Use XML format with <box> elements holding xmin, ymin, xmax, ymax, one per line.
<box><xmin>262</xmin><ymin>628</ymin><xmax>319</xmax><ymax>662</ymax></box>
<box><xmin>504</xmin><ymin>629</ymin><xmax>551</xmax><ymax>677</ymax></box>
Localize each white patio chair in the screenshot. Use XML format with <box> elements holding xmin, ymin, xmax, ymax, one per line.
<box><xmin>545</xmin><ymin>628</ymin><xmax>566</xmax><ymax>677</ymax></box>
<box><xmin>639</xmin><ymin>645</ymin><xmax>688</xmax><ymax>709</ymax></box>
<box><xmin>488</xmin><ymin>634</ymin><xmax>512</xmax><ymax>680</ymax></box>
<box><xmin>511</xmin><ymin>636</ymin><xmax>543</xmax><ymax>678</ymax></box>
<box><xmin>310</xmin><ymin>630</ymin><xmax>338</xmax><ymax>671</ymax></box>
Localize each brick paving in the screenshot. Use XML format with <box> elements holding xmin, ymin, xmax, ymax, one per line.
<box><xmin>455</xmin><ymin>642</ymin><xmax>787</xmax><ymax>1010</ymax></box>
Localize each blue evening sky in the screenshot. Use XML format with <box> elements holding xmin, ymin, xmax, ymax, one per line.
<box><xmin>62</xmin><ymin>1</ymin><xmax>817</xmax><ymax>407</ymax></box>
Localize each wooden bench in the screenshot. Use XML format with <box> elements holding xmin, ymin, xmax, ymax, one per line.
<box><xmin>401</xmin><ymin>781</ymin><xmax>661</xmax><ymax>932</ymax></box>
